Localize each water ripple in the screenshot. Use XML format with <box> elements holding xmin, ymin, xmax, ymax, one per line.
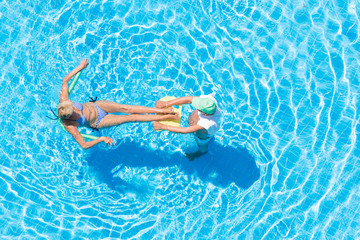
<box><xmin>1</xmin><ymin>0</ymin><xmax>360</xmax><ymax>238</ymax></box>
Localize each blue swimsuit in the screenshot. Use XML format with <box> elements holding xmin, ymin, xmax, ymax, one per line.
<box><xmin>73</xmin><ymin>102</ymin><xmax>108</xmax><ymax>126</ymax></box>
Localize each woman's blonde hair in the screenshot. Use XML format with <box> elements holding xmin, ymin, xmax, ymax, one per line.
<box><xmin>57</xmin><ymin>100</ymin><xmax>74</xmax><ymax>119</ymax></box>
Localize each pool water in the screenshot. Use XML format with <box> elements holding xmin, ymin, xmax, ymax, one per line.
<box><xmin>1</xmin><ymin>0</ymin><xmax>360</xmax><ymax>239</ymax></box>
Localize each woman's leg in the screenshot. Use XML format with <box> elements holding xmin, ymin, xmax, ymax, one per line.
<box><xmin>97</xmin><ymin>113</ymin><xmax>179</xmax><ymax>128</ymax></box>
<box><xmin>95</xmin><ymin>100</ymin><xmax>173</xmax><ymax>114</ymax></box>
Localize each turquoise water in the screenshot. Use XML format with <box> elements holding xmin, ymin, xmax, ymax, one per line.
<box><xmin>1</xmin><ymin>0</ymin><xmax>360</xmax><ymax>238</ymax></box>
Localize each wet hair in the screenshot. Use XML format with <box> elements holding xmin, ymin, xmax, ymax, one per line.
<box><xmin>57</xmin><ymin>100</ymin><xmax>74</xmax><ymax>119</ymax></box>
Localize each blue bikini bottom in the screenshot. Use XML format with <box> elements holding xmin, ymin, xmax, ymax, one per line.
<box><xmin>94</xmin><ymin>103</ymin><xmax>108</xmax><ymax>126</ymax></box>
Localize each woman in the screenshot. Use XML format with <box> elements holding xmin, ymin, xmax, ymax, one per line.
<box><xmin>58</xmin><ymin>59</ymin><xmax>178</xmax><ymax>149</ymax></box>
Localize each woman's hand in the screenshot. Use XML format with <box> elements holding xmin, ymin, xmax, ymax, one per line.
<box><xmin>100</xmin><ymin>136</ymin><xmax>115</xmax><ymax>146</ymax></box>
<box><xmin>79</xmin><ymin>58</ymin><xmax>89</xmax><ymax>70</ymax></box>
<box><xmin>152</xmin><ymin>121</ymin><xmax>165</xmax><ymax>130</ymax></box>
<box><xmin>155</xmin><ymin>100</ymin><xmax>167</xmax><ymax>108</ymax></box>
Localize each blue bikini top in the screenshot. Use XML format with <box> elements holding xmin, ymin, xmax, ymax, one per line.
<box><xmin>73</xmin><ymin>102</ymin><xmax>86</xmax><ymax>126</ymax></box>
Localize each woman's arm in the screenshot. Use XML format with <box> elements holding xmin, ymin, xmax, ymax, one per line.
<box><xmin>152</xmin><ymin>121</ymin><xmax>203</xmax><ymax>133</ymax></box>
<box><xmin>155</xmin><ymin>96</ymin><xmax>195</xmax><ymax>108</ymax></box>
<box><xmin>64</xmin><ymin>123</ymin><xmax>114</xmax><ymax>149</ymax></box>
<box><xmin>59</xmin><ymin>59</ymin><xmax>88</xmax><ymax>103</ymax></box>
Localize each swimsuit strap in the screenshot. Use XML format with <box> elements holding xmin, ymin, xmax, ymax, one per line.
<box><xmin>89</xmin><ymin>96</ymin><xmax>97</xmax><ymax>102</ymax></box>
<box><xmin>91</xmin><ymin>127</ymin><xmax>99</xmax><ymax>132</ymax></box>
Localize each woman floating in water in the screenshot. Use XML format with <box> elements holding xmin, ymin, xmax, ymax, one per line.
<box><xmin>153</xmin><ymin>95</ymin><xmax>222</xmax><ymax>160</ymax></box>
<box><xmin>57</xmin><ymin>59</ymin><xmax>178</xmax><ymax>149</ymax></box>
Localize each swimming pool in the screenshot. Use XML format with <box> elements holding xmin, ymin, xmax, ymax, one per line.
<box><xmin>1</xmin><ymin>0</ymin><xmax>359</xmax><ymax>238</ymax></box>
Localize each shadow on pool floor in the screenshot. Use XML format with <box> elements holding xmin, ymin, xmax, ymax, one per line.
<box><xmin>87</xmin><ymin>139</ymin><xmax>260</xmax><ymax>191</ymax></box>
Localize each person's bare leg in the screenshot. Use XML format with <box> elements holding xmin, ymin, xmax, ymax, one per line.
<box><xmin>95</xmin><ymin>100</ymin><xmax>173</xmax><ymax>114</ymax></box>
<box><xmin>185</xmin><ymin>150</ymin><xmax>207</xmax><ymax>161</ymax></box>
<box><xmin>97</xmin><ymin>113</ymin><xmax>179</xmax><ymax>128</ymax></box>
<box><xmin>185</xmin><ymin>139</ymin><xmax>208</xmax><ymax>161</ymax></box>
<box><xmin>186</xmin><ymin>112</ymin><xmax>209</xmax><ymax>160</ymax></box>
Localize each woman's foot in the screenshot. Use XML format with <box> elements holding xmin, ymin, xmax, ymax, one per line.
<box><xmin>166</xmin><ymin>113</ymin><xmax>180</xmax><ymax>120</ymax></box>
<box><xmin>161</xmin><ymin>107</ymin><xmax>175</xmax><ymax>114</ymax></box>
